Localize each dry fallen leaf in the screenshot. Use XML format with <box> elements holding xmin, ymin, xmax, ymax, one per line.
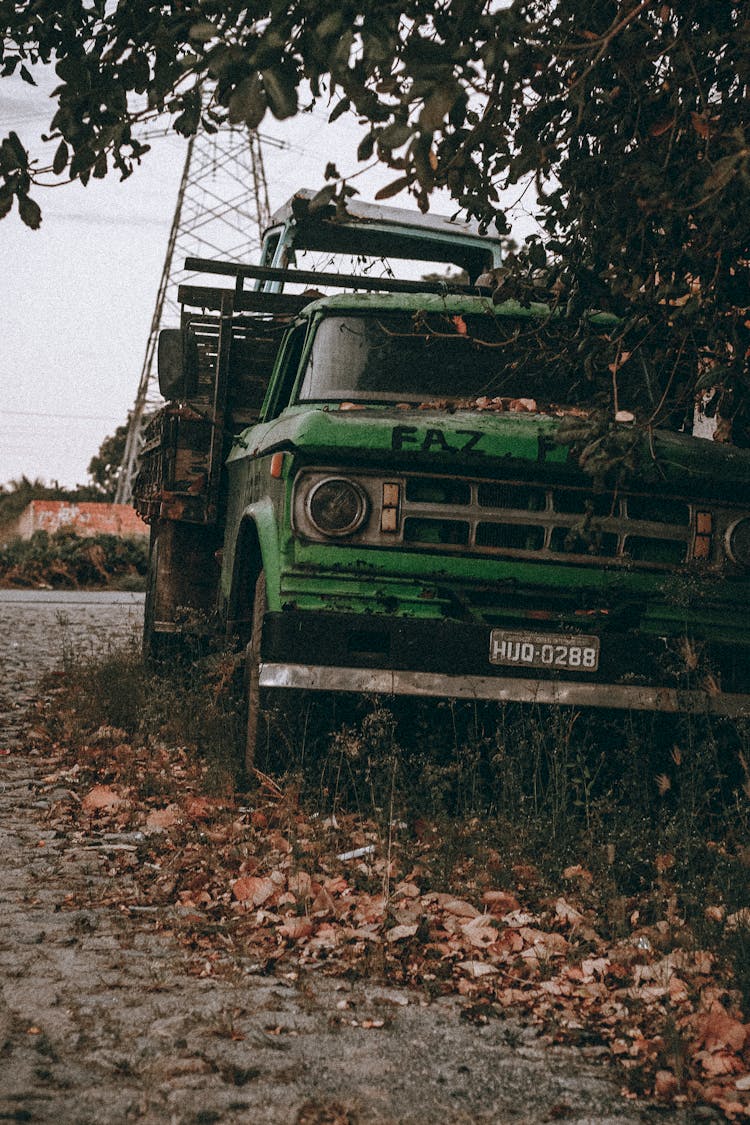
<box><xmin>440</xmin><ymin>897</ymin><xmax>480</xmax><ymax>919</ymax></box>
<box><xmin>278</xmin><ymin>917</ymin><xmax>314</xmax><ymax>941</ymax></box>
<box><xmin>482</xmin><ymin>890</ymin><xmax>520</xmax><ymax>914</ymax></box>
<box><xmin>554</xmin><ymin>897</ymin><xmax>586</xmax><ymax>925</ymax></box>
<box><xmin>456</xmin><ymin>961</ymin><xmax>499</xmax><ymax>977</ymax></box>
<box><xmin>288</xmin><ymin>871</ymin><xmax>313</xmax><ymax>898</ymax></box>
<box><xmin>81</xmin><ymin>785</ymin><xmax>124</xmax><ymax>813</ymax></box>
<box><xmin>232</xmin><ymin>875</ymin><xmax>277</xmax><ymax>906</ymax></box>
<box><xmin>562</xmin><ymin>864</ymin><xmax>593</xmax><ymax>883</ymax></box>
<box><xmin>697</xmin><ymin>1004</ymin><xmax>747</xmax><ymax>1054</ymax></box>
<box><xmin>144</xmin><ymin>804</ymin><xmax>180</xmax><ymax>832</ymax></box>
<box><xmin>653</xmin><ymin>1070</ymin><xmax>678</xmax><ymax>1099</ymax></box>
<box><xmin>386</xmin><ymin>924</ymin><xmax>418</xmax><ymax>943</ymax></box>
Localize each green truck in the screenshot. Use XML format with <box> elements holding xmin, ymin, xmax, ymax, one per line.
<box><xmin>133</xmin><ymin>191</ymin><xmax>750</xmax><ymax>765</ymax></box>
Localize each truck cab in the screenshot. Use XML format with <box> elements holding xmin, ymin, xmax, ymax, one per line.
<box><xmin>133</xmin><ymin>193</ymin><xmax>750</xmax><ymax>767</ymax></box>
<box><xmin>255</xmin><ymin>188</ymin><xmax>502</xmax><ymax>288</ymax></box>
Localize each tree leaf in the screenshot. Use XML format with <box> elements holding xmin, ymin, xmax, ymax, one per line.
<box><xmin>419</xmin><ymin>82</ymin><xmax>460</xmax><ymax>132</ymax></box>
<box><xmin>261</xmin><ymin>69</ymin><xmax>298</xmax><ymax>120</ymax></box>
<box><xmin>52</xmin><ymin>139</ymin><xmax>69</xmax><ymax>176</ymax></box>
<box><xmin>308</xmin><ymin>183</ymin><xmax>336</xmax><ymax>212</ymax></box>
<box><xmin>18</xmin><ymin>193</ymin><xmax>42</xmax><ymax>230</ymax></box>
<box><xmin>375</xmin><ymin>176</ymin><xmax>410</xmax><ymax>201</ymax></box>
<box><xmin>357</xmin><ymin>132</ymin><xmax>375</xmax><ymax>161</ymax></box>
<box><xmin>228</xmin><ymin>74</ymin><xmax>266</xmax><ymax>129</ymax></box>
<box><xmin>328</xmin><ymin>96</ymin><xmax>350</xmax><ymax>124</ymax></box>
<box><xmin>189</xmin><ymin>21</ymin><xmax>218</xmax><ymax>43</ymax></box>
<box><xmin>377</xmin><ymin>122</ymin><xmax>412</xmax><ymax>152</ymax></box>
<box><xmin>1</xmin><ymin>132</ymin><xmax>27</xmax><ymax>171</ymax></box>
<box><xmin>315</xmin><ymin>12</ymin><xmax>344</xmax><ymax>39</ymax></box>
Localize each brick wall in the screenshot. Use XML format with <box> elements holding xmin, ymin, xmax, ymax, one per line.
<box><xmin>8</xmin><ymin>501</ymin><xmax>149</xmax><ymax>541</ymax></box>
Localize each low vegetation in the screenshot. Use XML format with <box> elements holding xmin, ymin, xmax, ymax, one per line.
<box><xmin>30</xmin><ymin>644</ymin><xmax>750</xmax><ymax>1119</ymax></box>
<box><xmin>0</xmin><ymin>474</ymin><xmax>146</xmax><ymax>589</ymax></box>
<box><xmin>0</xmin><ymin>527</ymin><xmax>147</xmax><ymax>589</ymax></box>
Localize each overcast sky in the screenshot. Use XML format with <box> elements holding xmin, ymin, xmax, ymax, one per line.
<box><xmin>0</xmin><ymin>68</ymin><xmax>538</xmax><ymax>490</ymax></box>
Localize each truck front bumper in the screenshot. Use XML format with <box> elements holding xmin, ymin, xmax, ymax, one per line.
<box><xmin>259</xmin><ymin>611</ymin><xmax>750</xmax><ymax>717</ymax></box>
<box><xmin>259</xmin><ymin>663</ymin><xmax>750</xmax><ymax>715</ymax></box>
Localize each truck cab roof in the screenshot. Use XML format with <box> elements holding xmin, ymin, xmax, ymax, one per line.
<box><xmin>260</xmin><ymin>190</ymin><xmax>503</xmax><ymax>284</ymax></box>
<box><xmin>266</xmin><ymin>189</ymin><xmax>495</xmax><ymax>243</ymax></box>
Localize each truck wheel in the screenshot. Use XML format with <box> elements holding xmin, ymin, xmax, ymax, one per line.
<box><xmin>245</xmin><ymin>570</ymin><xmax>268</xmax><ymax>773</ymax></box>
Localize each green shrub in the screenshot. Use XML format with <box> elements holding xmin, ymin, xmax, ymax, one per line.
<box><xmin>0</xmin><ymin>528</ymin><xmax>147</xmax><ymax>588</ymax></box>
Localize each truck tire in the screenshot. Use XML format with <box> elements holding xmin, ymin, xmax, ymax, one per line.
<box><xmin>245</xmin><ymin>570</ymin><xmax>268</xmax><ymax>772</ymax></box>
<box><xmin>245</xmin><ymin>571</ymin><xmax>310</xmax><ymax>774</ymax></box>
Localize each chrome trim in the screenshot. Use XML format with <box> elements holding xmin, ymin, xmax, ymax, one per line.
<box><xmin>293</xmin><ymin>468</ymin><xmax>747</xmax><ymax>572</ymax></box>
<box><xmin>258</xmin><ymin>662</ymin><xmax>750</xmax><ymax>716</ymax></box>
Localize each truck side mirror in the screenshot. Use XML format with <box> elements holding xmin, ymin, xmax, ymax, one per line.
<box><xmin>157</xmin><ymin>329</ymin><xmax>198</xmax><ymax>400</ymax></box>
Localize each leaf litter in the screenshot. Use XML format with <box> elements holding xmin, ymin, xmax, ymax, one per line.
<box><xmin>31</xmin><ymin>704</ymin><xmax>750</xmax><ymax>1122</ymax></box>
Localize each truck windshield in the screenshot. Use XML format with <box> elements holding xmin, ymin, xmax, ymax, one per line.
<box><xmin>297</xmin><ymin>312</ymin><xmax>598</xmax><ymax>407</ymax></box>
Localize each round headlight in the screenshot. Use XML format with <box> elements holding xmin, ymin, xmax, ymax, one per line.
<box><xmin>307</xmin><ymin>478</ymin><xmax>369</xmax><ymax>537</ymax></box>
<box><xmin>727</xmin><ymin>518</ymin><xmax>750</xmax><ymax>567</ymax></box>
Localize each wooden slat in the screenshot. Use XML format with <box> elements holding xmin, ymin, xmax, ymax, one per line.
<box><xmin>178</xmin><ymin>285</ymin><xmax>312</xmax><ymax>315</ymax></box>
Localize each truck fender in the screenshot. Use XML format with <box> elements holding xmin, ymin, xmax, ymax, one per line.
<box><xmin>224</xmin><ymin>500</ymin><xmax>281</xmax><ymax>640</ymax></box>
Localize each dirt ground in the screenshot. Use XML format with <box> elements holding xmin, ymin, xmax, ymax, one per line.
<box><xmin>0</xmin><ymin>593</ymin><xmax>718</xmax><ymax>1123</ymax></box>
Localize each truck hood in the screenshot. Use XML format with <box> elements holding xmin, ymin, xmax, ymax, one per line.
<box><xmin>230</xmin><ymin>405</ymin><xmax>750</xmax><ymax>497</ymax></box>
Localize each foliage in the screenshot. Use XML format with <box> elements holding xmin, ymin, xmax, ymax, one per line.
<box><xmin>1</xmin><ymin>2</ymin><xmax>748</xmax><ymax>438</ymax></box>
<box><xmin>87</xmin><ymin>424</ymin><xmax>127</xmax><ymax>500</ymax></box>
<box><xmin>0</xmin><ymin>527</ymin><xmax>147</xmax><ymax>589</ymax></box>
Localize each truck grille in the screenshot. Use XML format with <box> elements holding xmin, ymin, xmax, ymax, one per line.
<box><xmin>399</xmin><ymin>476</ymin><xmax>695</xmax><ymax>571</ymax></box>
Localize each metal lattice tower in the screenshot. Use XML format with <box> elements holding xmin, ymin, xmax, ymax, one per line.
<box><xmin>115</xmin><ymin>126</ymin><xmax>271</xmax><ymax>504</ymax></box>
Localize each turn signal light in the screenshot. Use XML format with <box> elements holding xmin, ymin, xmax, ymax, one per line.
<box><xmin>694</xmin><ymin>511</ymin><xmax>712</xmax><ymax>560</ymax></box>
<box><xmin>381</xmin><ymin>483</ymin><xmax>400</xmax><ymax>532</ymax></box>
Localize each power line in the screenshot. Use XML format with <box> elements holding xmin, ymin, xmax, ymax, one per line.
<box><xmin>0</xmin><ymin>408</ymin><xmax>122</xmax><ymax>422</ymax></box>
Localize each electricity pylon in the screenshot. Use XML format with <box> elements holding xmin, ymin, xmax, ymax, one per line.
<box><xmin>115</xmin><ymin>126</ymin><xmax>271</xmax><ymax>504</ymax></box>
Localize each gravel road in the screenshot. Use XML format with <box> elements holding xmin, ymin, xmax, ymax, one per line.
<box><xmin>2</xmin><ymin>591</ymin><xmax>144</xmax><ymax>733</ymax></box>
<box><xmin>0</xmin><ymin>593</ymin><xmax>703</xmax><ymax>1123</ymax></box>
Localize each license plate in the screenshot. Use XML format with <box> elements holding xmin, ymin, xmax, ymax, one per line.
<box><xmin>489</xmin><ymin>630</ymin><xmax>600</xmax><ymax>672</ymax></box>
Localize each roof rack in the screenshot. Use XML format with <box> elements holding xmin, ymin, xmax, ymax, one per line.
<box><xmin>183</xmin><ymin>257</ymin><xmax>486</xmax><ymax>301</ymax></box>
